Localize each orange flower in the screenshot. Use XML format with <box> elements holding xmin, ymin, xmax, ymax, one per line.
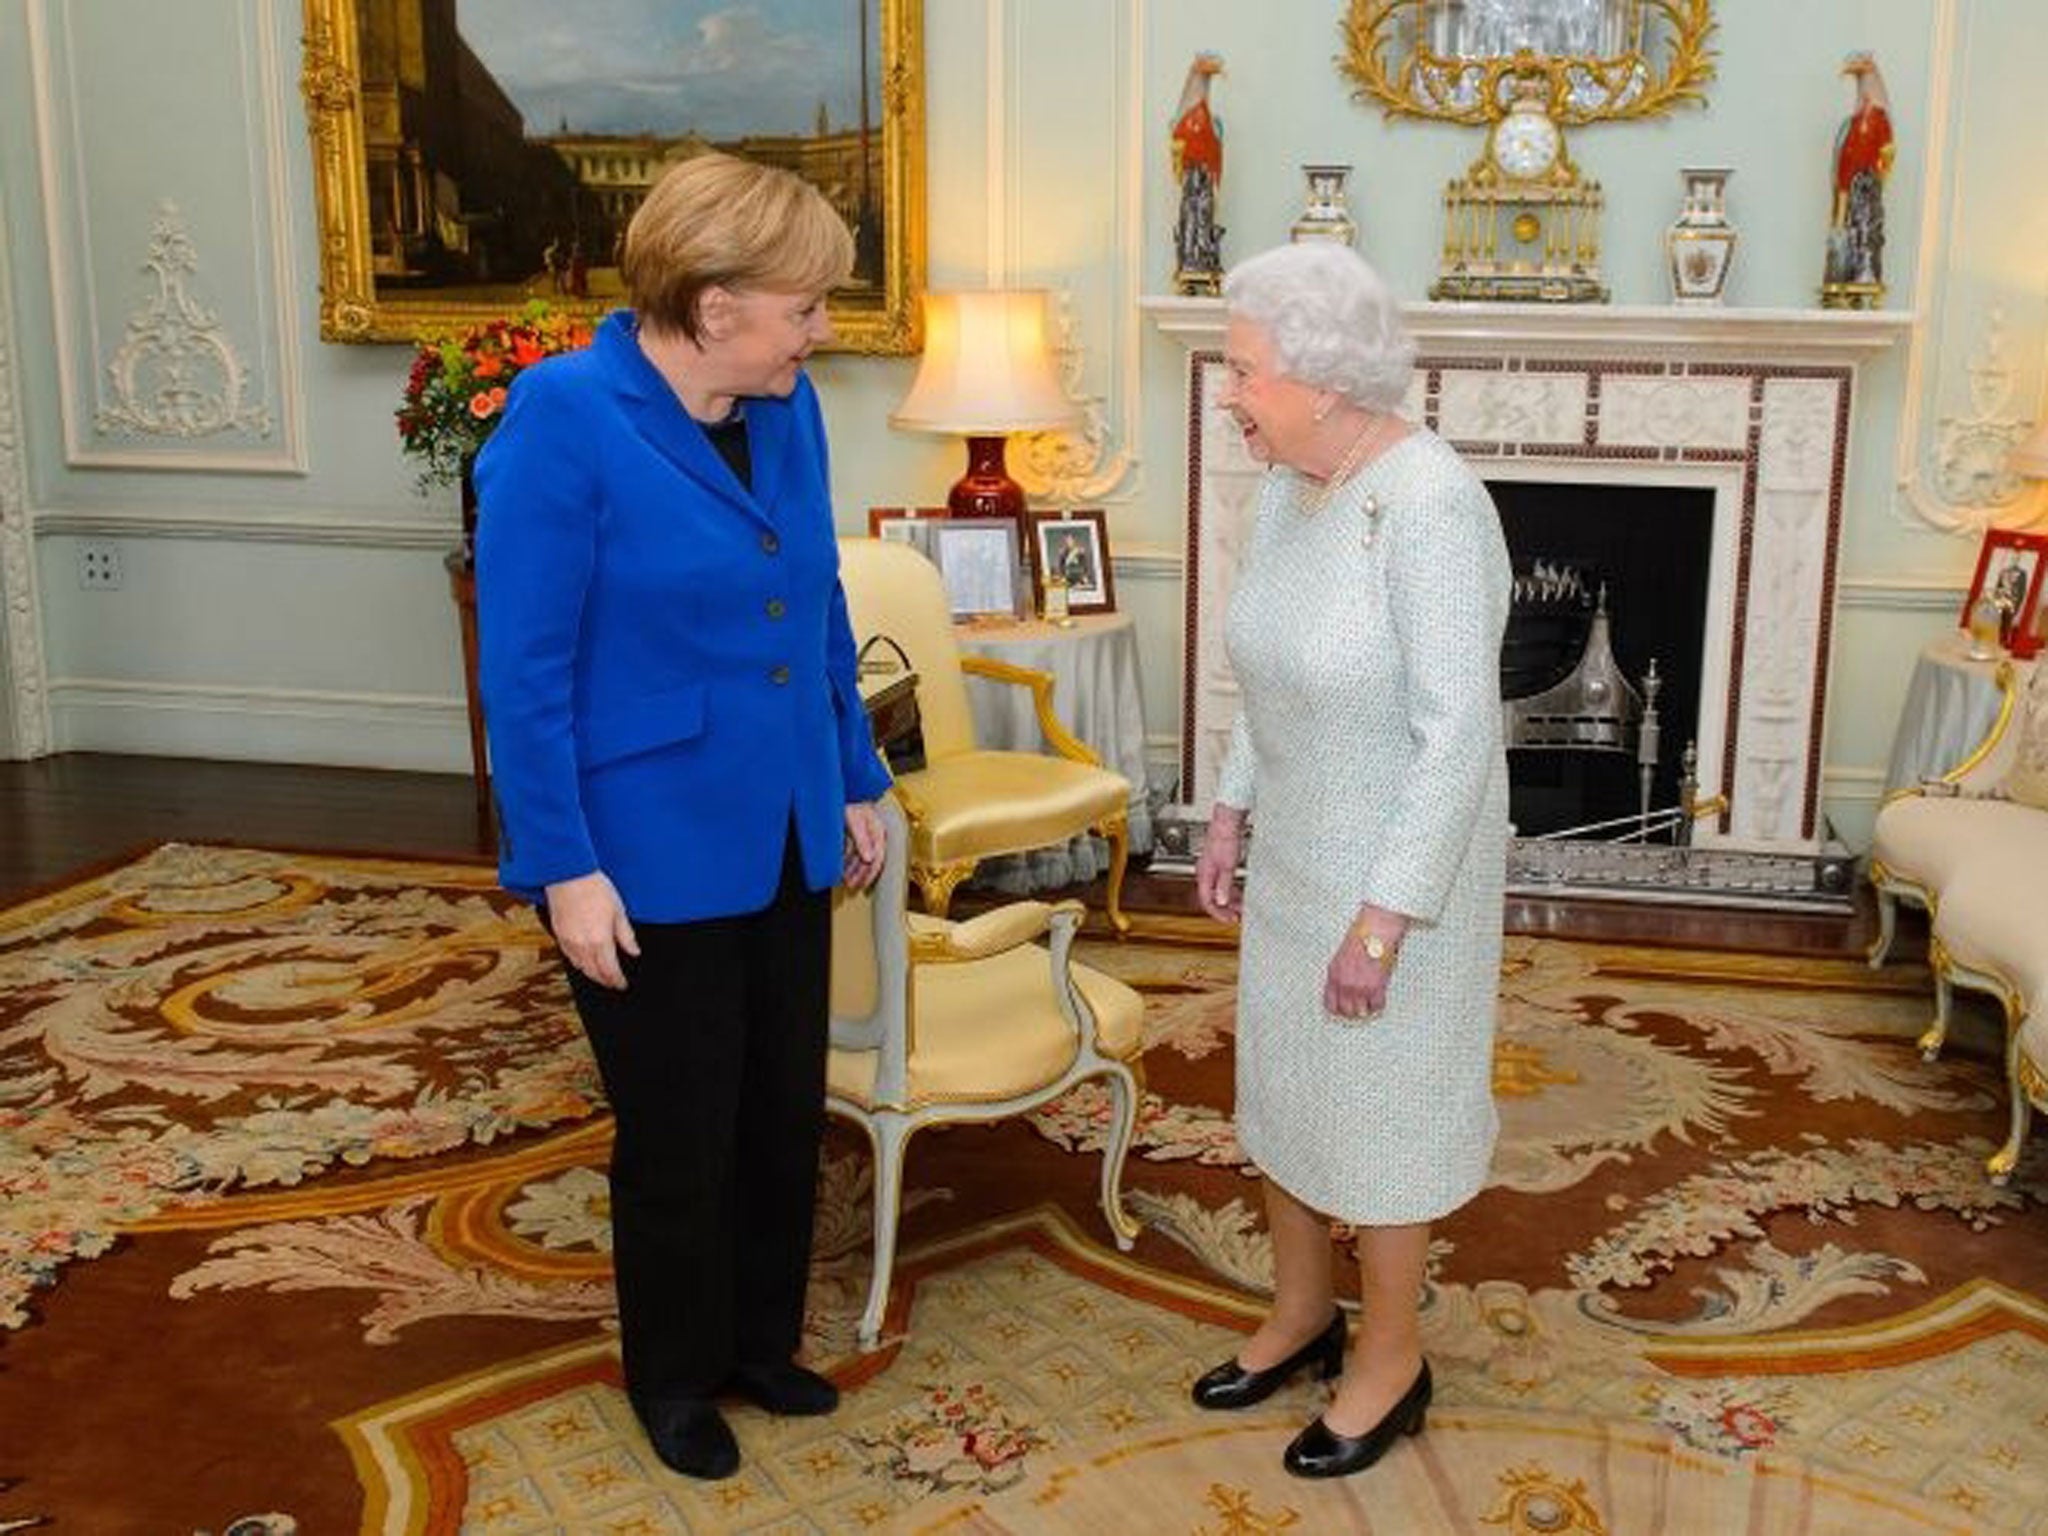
<box><xmin>469</xmin><ymin>391</ymin><xmax>500</xmax><ymax>420</ymax></box>
<box><xmin>473</xmin><ymin>353</ymin><xmax>506</xmax><ymax>380</ymax></box>
<box><xmin>511</xmin><ymin>336</ymin><xmax>546</xmax><ymax>368</ymax></box>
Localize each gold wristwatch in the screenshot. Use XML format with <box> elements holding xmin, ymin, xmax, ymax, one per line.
<box><xmin>1352</xmin><ymin>925</ymin><xmax>1396</xmax><ymax>968</ymax></box>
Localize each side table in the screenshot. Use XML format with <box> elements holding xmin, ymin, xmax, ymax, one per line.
<box><xmin>1882</xmin><ymin>631</ymin><xmax>2036</xmax><ymax>798</ymax></box>
<box><xmin>953</xmin><ymin>612</ymin><xmax>1152</xmax><ymax>894</ymax></box>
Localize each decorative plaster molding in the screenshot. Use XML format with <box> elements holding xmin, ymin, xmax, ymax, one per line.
<box><xmin>29</xmin><ymin>0</ymin><xmax>305</xmax><ymax>472</ymax></box>
<box><xmin>0</xmin><ymin>200</ymin><xmax>52</xmax><ymax>760</ymax></box>
<box><xmin>44</xmin><ymin>676</ymin><xmax>468</xmax><ymax>773</ymax></box>
<box><xmin>1835</xmin><ymin>575</ymin><xmax>1968</xmax><ymax>611</ymax></box>
<box><xmin>96</xmin><ymin>202</ymin><xmax>273</xmax><ymax>441</ymax></box>
<box><xmin>33</xmin><ymin>506</ymin><xmax>458</xmax><ymax>551</ymax></box>
<box><xmin>1892</xmin><ymin>0</ymin><xmax>2047</xmax><ymax>534</ymax></box>
<box><xmin>1928</xmin><ymin>314</ymin><xmax>2034</xmax><ymax>514</ymax></box>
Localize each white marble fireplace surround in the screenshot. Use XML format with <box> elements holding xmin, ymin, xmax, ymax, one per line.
<box><xmin>1142</xmin><ymin>300</ymin><xmax>1912</xmax><ymax>854</ymax></box>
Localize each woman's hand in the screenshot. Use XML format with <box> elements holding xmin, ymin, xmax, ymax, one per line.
<box><xmin>544</xmin><ymin>871</ymin><xmax>639</xmax><ymax>990</ymax></box>
<box><xmin>1195</xmin><ymin>805</ymin><xmax>1247</xmax><ymax>924</ymax></box>
<box><xmin>843</xmin><ymin>800</ymin><xmax>887</xmax><ymax>891</ymax></box>
<box><xmin>1325</xmin><ymin>906</ymin><xmax>1408</xmax><ymax>1019</ymax></box>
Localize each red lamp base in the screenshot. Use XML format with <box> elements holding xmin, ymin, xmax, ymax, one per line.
<box><xmin>947</xmin><ymin>434</ymin><xmax>1027</xmax><ymax>519</ymax></box>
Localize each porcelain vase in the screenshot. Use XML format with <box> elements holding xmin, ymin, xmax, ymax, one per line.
<box><xmin>1666</xmin><ymin>167</ymin><xmax>1736</xmax><ymax>306</ymax></box>
<box><xmin>1291</xmin><ymin>163</ymin><xmax>1359</xmax><ymax>247</ymax></box>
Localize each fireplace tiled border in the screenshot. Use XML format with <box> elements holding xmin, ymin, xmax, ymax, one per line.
<box><xmin>1144</xmin><ymin>301</ymin><xmax>1911</xmax><ymax>854</ymax></box>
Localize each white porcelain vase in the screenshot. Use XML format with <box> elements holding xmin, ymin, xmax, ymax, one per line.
<box><xmin>1291</xmin><ymin>163</ymin><xmax>1359</xmax><ymax>247</ymax></box>
<box><xmin>1666</xmin><ymin>167</ymin><xmax>1736</xmax><ymax>306</ymax></box>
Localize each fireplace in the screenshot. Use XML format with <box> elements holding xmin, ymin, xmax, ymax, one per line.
<box><xmin>1143</xmin><ymin>299</ymin><xmax>1911</xmax><ymax>900</ymax></box>
<box><xmin>1494</xmin><ymin>479</ymin><xmax>1714</xmax><ymax>837</ymax></box>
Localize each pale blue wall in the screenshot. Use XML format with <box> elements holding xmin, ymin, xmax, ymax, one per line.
<box><xmin>1</xmin><ymin>0</ymin><xmax>2043</xmax><ymax>851</ymax></box>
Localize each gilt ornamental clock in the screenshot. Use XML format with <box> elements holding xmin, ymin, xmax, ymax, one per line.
<box><xmin>1339</xmin><ymin>0</ymin><xmax>1718</xmax><ymax>305</ymax></box>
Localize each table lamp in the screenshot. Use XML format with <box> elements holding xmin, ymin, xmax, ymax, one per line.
<box><xmin>890</xmin><ymin>289</ymin><xmax>1077</xmax><ymax>518</ymax></box>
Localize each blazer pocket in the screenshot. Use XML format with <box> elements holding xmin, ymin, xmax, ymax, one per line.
<box><xmin>576</xmin><ymin>685</ymin><xmax>708</xmax><ymax>769</ymax></box>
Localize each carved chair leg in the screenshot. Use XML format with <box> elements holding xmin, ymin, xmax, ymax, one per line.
<box><xmin>1866</xmin><ymin>885</ymin><xmax>1898</xmax><ymax>968</ymax></box>
<box><xmin>1919</xmin><ymin>939</ymin><xmax>1954</xmax><ymax>1062</ymax></box>
<box><xmin>1095</xmin><ymin>1060</ymin><xmax>1143</xmax><ymax>1250</ymax></box>
<box><xmin>912</xmin><ymin>859</ymin><xmax>976</xmax><ymax>920</ymax></box>
<box><xmin>858</xmin><ymin>1115</ymin><xmax>914</xmax><ymax>1350</ymax></box>
<box><xmin>1987</xmin><ymin>1028</ymin><xmax>2034</xmax><ymax>1187</ymax></box>
<box><xmin>1096</xmin><ymin>811</ymin><xmax>1132</xmax><ymax>937</ymax></box>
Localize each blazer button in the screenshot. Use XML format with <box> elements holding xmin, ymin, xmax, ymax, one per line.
<box><xmin>761</xmin><ymin>532</ymin><xmax>781</xmax><ymax>554</ymax></box>
<box><xmin>766</xmin><ymin>598</ymin><xmax>787</xmax><ymax>619</ymax></box>
<box><xmin>770</xmin><ymin>664</ymin><xmax>790</xmax><ymax>684</ymax></box>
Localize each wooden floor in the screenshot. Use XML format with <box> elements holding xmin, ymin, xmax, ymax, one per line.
<box><xmin>0</xmin><ymin>753</ymin><xmax>1906</xmax><ymax>958</ymax></box>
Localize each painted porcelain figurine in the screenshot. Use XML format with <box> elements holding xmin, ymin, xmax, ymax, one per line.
<box><xmin>1171</xmin><ymin>52</ymin><xmax>1226</xmax><ymax>295</ymax></box>
<box><xmin>1821</xmin><ymin>52</ymin><xmax>1894</xmax><ymax>309</ymax></box>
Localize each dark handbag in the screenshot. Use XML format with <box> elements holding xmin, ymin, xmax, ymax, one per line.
<box><xmin>858</xmin><ymin>634</ymin><xmax>926</xmax><ymax>774</ymax></box>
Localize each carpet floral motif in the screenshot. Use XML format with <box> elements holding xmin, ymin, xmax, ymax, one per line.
<box><xmin>0</xmin><ymin>844</ymin><xmax>599</xmax><ymax>1328</ymax></box>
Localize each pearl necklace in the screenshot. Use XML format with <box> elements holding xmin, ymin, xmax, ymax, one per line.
<box><xmin>1297</xmin><ymin>414</ymin><xmax>1397</xmax><ymax>514</ymax></box>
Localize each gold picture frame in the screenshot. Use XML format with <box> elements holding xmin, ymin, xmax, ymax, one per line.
<box><xmin>300</xmin><ymin>0</ymin><xmax>925</xmax><ymax>352</ymax></box>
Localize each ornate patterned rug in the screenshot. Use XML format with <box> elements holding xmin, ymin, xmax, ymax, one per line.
<box><xmin>2</xmin><ymin>845</ymin><xmax>2045</xmax><ymax>1533</ymax></box>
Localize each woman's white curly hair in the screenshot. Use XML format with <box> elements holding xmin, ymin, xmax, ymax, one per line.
<box><xmin>1222</xmin><ymin>243</ymin><xmax>1414</xmax><ymax>412</ymax></box>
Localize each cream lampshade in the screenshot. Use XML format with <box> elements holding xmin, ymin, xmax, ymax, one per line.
<box><xmin>890</xmin><ymin>289</ymin><xmax>1077</xmax><ymax>518</ymax></box>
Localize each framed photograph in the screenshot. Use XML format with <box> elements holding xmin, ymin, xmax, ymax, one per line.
<box><xmin>299</xmin><ymin>0</ymin><xmax>925</xmax><ymax>352</ymax></box>
<box><xmin>1961</xmin><ymin>528</ymin><xmax>2048</xmax><ymax>660</ymax></box>
<box><xmin>931</xmin><ymin>516</ymin><xmax>1025</xmax><ymax>620</ymax></box>
<box><xmin>1028</xmin><ymin>510</ymin><xmax>1116</xmax><ymax>615</ymax></box>
<box><xmin>867</xmin><ymin>507</ymin><xmax>945</xmax><ymax>562</ymax></box>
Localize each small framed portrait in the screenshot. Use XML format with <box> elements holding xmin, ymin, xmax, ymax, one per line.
<box><xmin>867</xmin><ymin>506</ymin><xmax>946</xmax><ymax>562</ymax></box>
<box><xmin>1028</xmin><ymin>509</ymin><xmax>1116</xmax><ymax>615</ymax></box>
<box><xmin>931</xmin><ymin>515</ymin><xmax>1026</xmax><ymax>619</ymax></box>
<box><xmin>1961</xmin><ymin>528</ymin><xmax>2048</xmax><ymax>660</ymax></box>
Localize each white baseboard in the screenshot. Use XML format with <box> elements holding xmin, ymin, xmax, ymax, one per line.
<box><xmin>47</xmin><ymin>677</ymin><xmax>470</xmax><ymax>773</ymax></box>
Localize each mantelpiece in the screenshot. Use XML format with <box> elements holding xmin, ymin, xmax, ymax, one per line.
<box><xmin>1143</xmin><ymin>298</ymin><xmax>1913</xmax><ymax>857</ymax></box>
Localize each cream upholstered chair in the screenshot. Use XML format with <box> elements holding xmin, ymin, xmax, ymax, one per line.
<box><xmin>838</xmin><ymin>536</ymin><xmax>1134</xmax><ymax>933</ymax></box>
<box><xmin>1869</xmin><ymin>658</ymin><xmax>2048</xmax><ymax>1182</ymax></box>
<box><xmin>826</xmin><ymin>794</ymin><xmax>1144</xmax><ymax>1348</ymax></box>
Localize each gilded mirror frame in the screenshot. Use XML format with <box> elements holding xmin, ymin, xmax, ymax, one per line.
<box><xmin>1340</xmin><ymin>0</ymin><xmax>1716</xmax><ymax>125</ymax></box>
<box><xmin>300</xmin><ymin>0</ymin><xmax>925</xmax><ymax>351</ymax></box>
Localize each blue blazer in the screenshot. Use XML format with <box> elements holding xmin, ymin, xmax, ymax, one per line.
<box><xmin>474</xmin><ymin>310</ymin><xmax>892</xmax><ymax>922</ymax></box>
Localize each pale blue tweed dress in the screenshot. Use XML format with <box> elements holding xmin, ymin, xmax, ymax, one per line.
<box><xmin>1217</xmin><ymin>430</ymin><xmax>1511</xmax><ymax>1224</ymax></box>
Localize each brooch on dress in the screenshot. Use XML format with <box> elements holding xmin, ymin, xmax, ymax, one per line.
<box><xmin>1359</xmin><ymin>491</ymin><xmax>1383</xmax><ymax>548</ymax></box>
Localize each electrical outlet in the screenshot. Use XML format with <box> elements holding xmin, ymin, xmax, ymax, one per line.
<box><xmin>79</xmin><ymin>541</ymin><xmax>122</xmax><ymax>590</ymax></box>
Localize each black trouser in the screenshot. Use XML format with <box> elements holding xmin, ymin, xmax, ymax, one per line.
<box><xmin>560</xmin><ymin>829</ymin><xmax>831</xmax><ymax>1411</ymax></box>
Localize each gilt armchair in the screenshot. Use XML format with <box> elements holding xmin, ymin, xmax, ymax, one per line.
<box><xmin>826</xmin><ymin>795</ymin><xmax>1144</xmax><ymax>1349</ymax></box>
<box><xmin>838</xmin><ymin>536</ymin><xmax>1134</xmax><ymax>932</ymax></box>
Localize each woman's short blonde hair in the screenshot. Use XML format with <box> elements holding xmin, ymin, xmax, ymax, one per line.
<box><xmin>622</xmin><ymin>152</ymin><xmax>854</xmax><ymax>339</ymax></box>
<box><xmin>1223</xmin><ymin>243</ymin><xmax>1414</xmax><ymax>412</ymax></box>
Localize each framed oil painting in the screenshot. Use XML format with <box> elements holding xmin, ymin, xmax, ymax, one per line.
<box><xmin>300</xmin><ymin>0</ymin><xmax>925</xmax><ymax>352</ymax></box>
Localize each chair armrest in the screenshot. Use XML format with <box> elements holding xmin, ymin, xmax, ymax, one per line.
<box><xmin>909</xmin><ymin>900</ymin><xmax>1056</xmax><ymax>964</ymax></box>
<box><xmin>958</xmin><ymin>655</ymin><xmax>1104</xmax><ymax>767</ymax></box>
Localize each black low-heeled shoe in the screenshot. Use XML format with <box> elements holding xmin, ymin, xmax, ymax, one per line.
<box><xmin>1190</xmin><ymin>1309</ymin><xmax>1347</xmax><ymax>1410</ymax></box>
<box><xmin>726</xmin><ymin>1360</ymin><xmax>839</xmax><ymax>1417</ymax></box>
<box><xmin>638</xmin><ymin>1397</ymin><xmax>741</xmax><ymax>1480</ymax></box>
<box><xmin>1282</xmin><ymin>1360</ymin><xmax>1432</xmax><ymax>1479</ymax></box>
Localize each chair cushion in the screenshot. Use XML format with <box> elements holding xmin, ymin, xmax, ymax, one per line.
<box><xmin>826</xmin><ymin>946</ymin><xmax>1141</xmax><ymax>1110</ymax></box>
<box><xmin>896</xmin><ymin>752</ymin><xmax>1130</xmax><ymax>864</ymax></box>
<box><xmin>1870</xmin><ymin>795</ymin><xmax>2043</xmax><ymax>896</ymax></box>
<box><xmin>1999</xmin><ymin>663</ymin><xmax>2048</xmax><ymax>810</ymax></box>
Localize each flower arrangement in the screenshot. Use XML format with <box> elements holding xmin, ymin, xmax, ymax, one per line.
<box><xmin>394</xmin><ymin>300</ymin><xmax>594</xmax><ymax>493</ymax></box>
